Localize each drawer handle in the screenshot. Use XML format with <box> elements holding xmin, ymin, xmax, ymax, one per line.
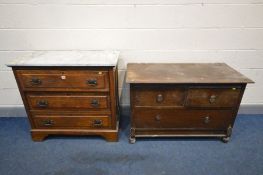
<box><xmin>30</xmin><ymin>78</ymin><xmax>42</xmax><ymax>85</ymax></box>
<box><xmin>93</xmin><ymin>119</ymin><xmax>103</xmax><ymax>127</ymax></box>
<box><xmin>156</xmin><ymin>94</ymin><xmax>164</xmax><ymax>103</ymax></box>
<box><xmin>209</xmin><ymin>95</ymin><xmax>217</xmax><ymax>103</ymax></box>
<box><xmin>37</xmin><ymin>100</ymin><xmax>48</xmax><ymax>108</ymax></box>
<box><xmin>91</xmin><ymin>99</ymin><xmax>99</xmax><ymax>107</ymax></box>
<box><xmin>204</xmin><ymin>116</ymin><xmax>210</xmax><ymax>124</ymax></box>
<box><xmin>87</xmin><ymin>79</ymin><xmax>97</xmax><ymax>86</ymax></box>
<box><xmin>42</xmin><ymin>119</ymin><xmax>54</xmax><ymax>126</ymax></box>
<box><xmin>155</xmin><ymin>115</ymin><xmax>161</xmax><ymax>121</ymax></box>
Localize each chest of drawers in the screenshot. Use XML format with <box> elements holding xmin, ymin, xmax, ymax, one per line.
<box><xmin>126</xmin><ymin>63</ymin><xmax>253</xmax><ymax>143</ymax></box>
<box><xmin>7</xmin><ymin>51</ymin><xmax>119</xmax><ymax>142</ymax></box>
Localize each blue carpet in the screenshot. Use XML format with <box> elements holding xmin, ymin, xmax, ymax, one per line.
<box><xmin>0</xmin><ymin>114</ymin><xmax>263</xmax><ymax>175</ymax></box>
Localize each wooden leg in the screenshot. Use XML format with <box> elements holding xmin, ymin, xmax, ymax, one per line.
<box><xmin>31</xmin><ymin>132</ymin><xmax>48</xmax><ymax>142</ymax></box>
<box><xmin>102</xmin><ymin>132</ymin><xmax>118</xmax><ymax>142</ymax></box>
<box><xmin>129</xmin><ymin>128</ymin><xmax>136</xmax><ymax>144</ymax></box>
<box><xmin>222</xmin><ymin>125</ymin><xmax>232</xmax><ymax>143</ymax></box>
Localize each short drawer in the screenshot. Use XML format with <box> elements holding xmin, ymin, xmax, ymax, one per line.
<box><xmin>26</xmin><ymin>93</ymin><xmax>109</xmax><ymax>110</ymax></box>
<box><xmin>33</xmin><ymin>114</ymin><xmax>110</xmax><ymax>129</ymax></box>
<box><xmin>186</xmin><ymin>87</ymin><xmax>241</xmax><ymax>108</ymax></box>
<box><xmin>16</xmin><ymin>70</ymin><xmax>109</xmax><ymax>91</ymax></box>
<box><xmin>133</xmin><ymin>108</ymin><xmax>233</xmax><ymax>129</ymax></box>
<box><xmin>133</xmin><ymin>86</ymin><xmax>186</xmax><ymax>107</ymax></box>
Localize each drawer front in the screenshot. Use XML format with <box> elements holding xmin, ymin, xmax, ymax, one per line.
<box><xmin>186</xmin><ymin>87</ymin><xmax>241</xmax><ymax>108</ymax></box>
<box><xmin>27</xmin><ymin>93</ymin><xmax>109</xmax><ymax>110</ymax></box>
<box><xmin>33</xmin><ymin>115</ymin><xmax>110</xmax><ymax>128</ymax></box>
<box><xmin>133</xmin><ymin>108</ymin><xmax>233</xmax><ymax>129</ymax></box>
<box><xmin>133</xmin><ymin>87</ymin><xmax>186</xmax><ymax>107</ymax></box>
<box><xmin>17</xmin><ymin>70</ymin><xmax>109</xmax><ymax>90</ymax></box>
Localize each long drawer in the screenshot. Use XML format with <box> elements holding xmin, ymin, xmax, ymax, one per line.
<box><xmin>133</xmin><ymin>108</ymin><xmax>233</xmax><ymax>129</ymax></box>
<box><xmin>33</xmin><ymin>114</ymin><xmax>110</xmax><ymax>129</ymax></box>
<box><xmin>26</xmin><ymin>93</ymin><xmax>109</xmax><ymax>110</ymax></box>
<box><xmin>16</xmin><ymin>70</ymin><xmax>109</xmax><ymax>91</ymax></box>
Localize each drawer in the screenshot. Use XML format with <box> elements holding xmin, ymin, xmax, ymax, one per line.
<box><xmin>26</xmin><ymin>93</ymin><xmax>109</xmax><ymax>110</ymax></box>
<box><xmin>33</xmin><ymin>114</ymin><xmax>110</xmax><ymax>129</ymax></box>
<box><xmin>133</xmin><ymin>86</ymin><xmax>186</xmax><ymax>107</ymax></box>
<box><xmin>186</xmin><ymin>87</ymin><xmax>241</xmax><ymax>108</ymax></box>
<box><xmin>133</xmin><ymin>108</ymin><xmax>233</xmax><ymax>129</ymax></box>
<box><xmin>16</xmin><ymin>70</ymin><xmax>109</xmax><ymax>91</ymax></box>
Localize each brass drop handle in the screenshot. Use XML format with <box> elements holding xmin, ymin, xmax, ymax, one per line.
<box><xmin>93</xmin><ymin>119</ymin><xmax>103</xmax><ymax>127</ymax></box>
<box><xmin>204</xmin><ymin>116</ymin><xmax>210</xmax><ymax>124</ymax></box>
<box><xmin>37</xmin><ymin>100</ymin><xmax>48</xmax><ymax>108</ymax></box>
<box><xmin>155</xmin><ymin>115</ymin><xmax>161</xmax><ymax>121</ymax></box>
<box><xmin>91</xmin><ymin>99</ymin><xmax>99</xmax><ymax>107</ymax></box>
<box><xmin>42</xmin><ymin>119</ymin><xmax>54</xmax><ymax>126</ymax></box>
<box><xmin>209</xmin><ymin>95</ymin><xmax>217</xmax><ymax>103</ymax></box>
<box><xmin>156</xmin><ymin>94</ymin><xmax>164</xmax><ymax>103</ymax></box>
<box><xmin>30</xmin><ymin>78</ymin><xmax>42</xmax><ymax>85</ymax></box>
<box><xmin>87</xmin><ymin>79</ymin><xmax>97</xmax><ymax>86</ymax></box>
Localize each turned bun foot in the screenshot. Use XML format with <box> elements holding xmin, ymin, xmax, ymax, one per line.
<box><xmin>129</xmin><ymin>137</ymin><xmax>136</xmax><ymax>144</ymax></box>
<box><xmin>221</xmin><ymin>137</ymin><xmax>230</xmax><ymax>143</ymax></box>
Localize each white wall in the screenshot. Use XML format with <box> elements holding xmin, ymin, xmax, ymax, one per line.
<box><xmin>0</xmin><ymin>0</ymin><xmax>263</xmax><ymax>109</ymax></box>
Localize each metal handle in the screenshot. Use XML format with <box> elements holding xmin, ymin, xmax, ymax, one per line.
<box><xmin>42</xmin><ymin>119</ymin><xmax>53</xmax><ymax>126</ymax></box>
<box><xmin>155</xmin><ymin>115</ymin><xmax>161</xmax><ymax>121</ymax></box>
<box><xmin>156</xmin><ymin>94</ymin><xmax>164</xmax><ymax>103</ymax></box>
<box><xmin>37</xmin><ymin>100</ymin><xmax>48</xmax><ymax>108</ymax></box>
<box><xmin>209</xmin><ymin>95</ymin><xmax>217</xmax><ymax>103</ymax></box>
<box><xmin>93</xmin><ymin>119</ymin><xmax>103</xmax><ymax>127</ymax></box>
<box><xmin>204</xmin><ymin>116</ymin><xmax>210</xmax><ymax>124</ymax></box>
<box><xmin>30</xmin><ymin>78</ymin><xmax>42</xmax><ymax>85</ymax></box>
<box><xmin>87</xmin><ymin>79</ymin><xmax>97</xmax><ymax>86</ymax></box>
<box><xmin>91</xmin><ymin>99</ymin><xmax>99</xmax><ymax>107</ymax></box>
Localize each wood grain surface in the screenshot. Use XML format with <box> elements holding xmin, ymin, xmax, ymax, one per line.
<box><xmin>126</xmin><ymin>63</ymin><xmax>254</xmax><ymax>84</ymax></box>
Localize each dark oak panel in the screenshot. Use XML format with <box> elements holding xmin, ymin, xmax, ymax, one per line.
<box><xmin>135</xmin><ymin>130</ymin><xmax>226</xmax><ymax>137</ymax></box>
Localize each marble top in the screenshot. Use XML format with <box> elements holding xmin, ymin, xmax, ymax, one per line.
<box><xmin>6</xmin><ymin>51</ymin><xmax>119</xmax><ymax>67</ymax></box>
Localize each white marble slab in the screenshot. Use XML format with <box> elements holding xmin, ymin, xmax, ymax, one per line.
<box><xmin>6</xmin><ymin>51</ymin><xmax>119</xmax><ymax>67</ymax></box>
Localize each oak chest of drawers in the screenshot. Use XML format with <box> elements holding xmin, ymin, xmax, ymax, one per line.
<box><xmin>7</xmin><ymin>51</ymin><xmax>119</xmax><ymax>142</ymax></box>
<box><xmin>126</xmin><ymin>63</ymin><xmax>253</xmax><ymax>143</ymax></box>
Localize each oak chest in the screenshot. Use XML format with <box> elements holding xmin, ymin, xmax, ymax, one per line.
<box><xmin>7</xmin><ymin>51</ymin><xmax>119</xmax><ymax>142</ymax></box>
<box><xmin>126</xmin><ymin>63</ymin><xmax>253</xmax><ymax>143</ymax></box>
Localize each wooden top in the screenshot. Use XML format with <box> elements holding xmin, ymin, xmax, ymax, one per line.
<box><xmin>126</xmin><ymin>63</ymin><xmax>254</xmax><ymax>84</ymax></box>
<box><xmin>6</xmin><ymin>51</ymin><xmax>119</xmax><ymax>67</ymax></box>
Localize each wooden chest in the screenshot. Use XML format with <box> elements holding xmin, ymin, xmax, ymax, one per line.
<box><xmin>126</xmin><ymin>63</ymin><xmax>254</xmax><ymax>143</ymax></box>
<box><xmin>7</xmin><ymin>51</ymin><xmax>119</xmax><ymax>142</ymax></box>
